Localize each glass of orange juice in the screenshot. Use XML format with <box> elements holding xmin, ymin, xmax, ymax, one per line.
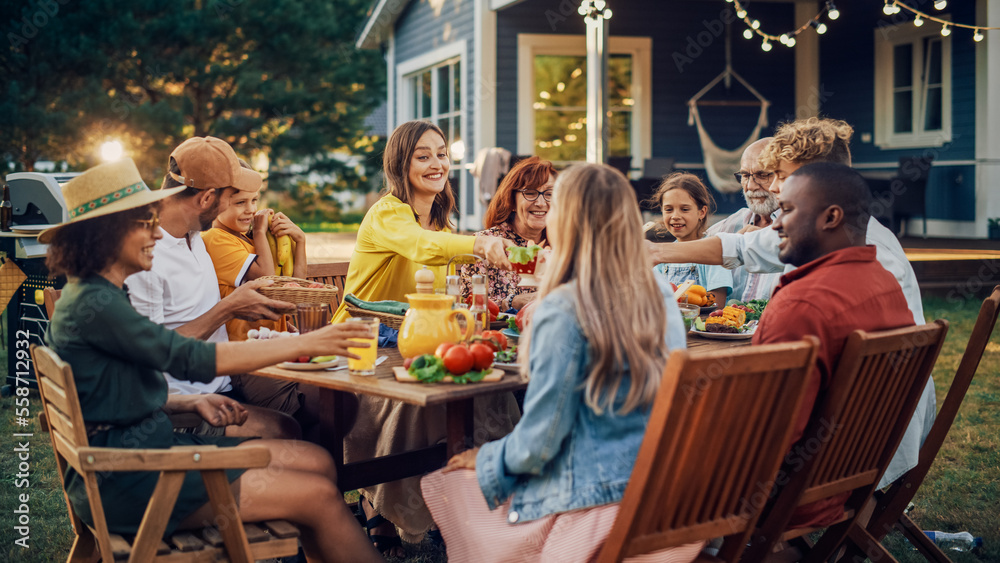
<box><xmin>346</xmin><ymin>317</ymin><xmax>379</xmax><ymax>376</ymax></box>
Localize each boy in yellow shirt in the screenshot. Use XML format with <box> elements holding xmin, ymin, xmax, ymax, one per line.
<box><xmin>202</xmin><ymin>173</ymin><xmax>308</xmax><ymax>341</ymax></box>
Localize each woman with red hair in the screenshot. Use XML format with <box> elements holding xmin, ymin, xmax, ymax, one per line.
<box><xmin>464</xmin><ymin>156</ymin><xmax>557</xmax><ymax>310</ymax></box>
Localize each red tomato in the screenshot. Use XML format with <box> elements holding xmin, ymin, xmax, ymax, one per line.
<box><xmin>469</xmin><ymin>343</ymin><xmax>494</xmax><ymax>371</ymax></box>
<box><xmin>403</xmin><ymin>357</ymin><xmax>414</xmax><ymax>369</ymax></box>
<box><xmin>442</xmin><ymin>345</ymin><xmax>474</xmax><ymax>375</ymax></box>
<box><xmin>435</xmin><ymin>342</ymin><xmax>456</xmax><ymax>358</ymax></box>
<box><xmin>296</xmin><ymin>355</ymin><xmax>310</xmax><ymax>363</ymax></box>
<box><xmin>481</xmin><ymin>330</ymin><xmax>508</xmax><ymax>352</ymax></box>
<box><xmin>709</xmin><ymin>310</ymin><xmax>724</xmax><ymax>318</ymax></box>
<box><xmin>515</xmin><ymin>307</ymin><xmax>528</xmax><ymax>333</ymax></box>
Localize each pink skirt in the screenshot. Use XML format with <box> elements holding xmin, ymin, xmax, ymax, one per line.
<box><xmin>421</xmin><ymin>469</ymin><xmax>705</xmax><ymax>563</ymax></box>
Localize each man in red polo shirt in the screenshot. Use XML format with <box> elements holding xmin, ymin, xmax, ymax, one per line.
<box><xmin>752</xmin><ymin>162</ymin><xmax>915</xmax><ymax>527</ymax></box>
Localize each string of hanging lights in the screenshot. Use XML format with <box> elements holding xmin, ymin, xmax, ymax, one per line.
<box><xmin>882</xmin><ymin>1</ymin><xmax>999</xmax><ymax>42</ymax></box>
<box><xmin>726</xmin><ymin>0</ymin><xmax>839</xmax><ymax>52</ymax></box>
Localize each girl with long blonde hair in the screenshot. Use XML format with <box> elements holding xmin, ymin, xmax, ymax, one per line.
<box><xmin>420</xmin><ymin>163</ymin><xmax>701</xmax><ymax>562</ymax></box>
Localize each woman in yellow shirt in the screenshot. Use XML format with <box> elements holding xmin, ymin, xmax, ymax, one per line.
<box><xmin>332</xmin><ymin>121</ymin><xmax>512</xmax><ymax>322</ymax></box>
<box><xmin>339</xmin><ymin>121</ymin><xmax>519</xmax><ymax>556</ymax></box>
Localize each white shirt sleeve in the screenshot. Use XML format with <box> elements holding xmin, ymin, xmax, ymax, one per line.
<box><xmin>865</xmin><ymin>217</ymin><xmax>926</xmax><ymax>324</ymax></box>
<box><xmin>125</xmin><ymin>270</ymin><xmax>166</xmax><ymax>324</ymax></box>
<box><xmin>715</xmin><ymin>228</ymin><xmax>785</xmax><ymax>274</ymax></box>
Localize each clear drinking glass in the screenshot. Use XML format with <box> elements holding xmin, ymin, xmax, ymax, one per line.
<box><xmin>296</xmin><ymin>303</ymin><xmax>330</xmax><ymax>334</ymax></box>
<box><xmin>346</xmin><ymin>317</ymin><xmax>379</xmax><ymax>376</ymax></box>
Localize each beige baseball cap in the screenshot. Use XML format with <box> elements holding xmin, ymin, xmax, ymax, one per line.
<box><xmin>167</xmin><ymin>136</ymin><xmax>261</xmax><ymax>192</ymax></box>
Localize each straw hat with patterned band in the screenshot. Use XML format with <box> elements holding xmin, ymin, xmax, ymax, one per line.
<box><xmin>38</xmin><ymin>158</ymin><xmax>185</xmax><ymax>244</ymax></box>
<box><xmin>167</xmin><ymin>136</ymin><xmax>261</xmax><ymax>192</ymax></box>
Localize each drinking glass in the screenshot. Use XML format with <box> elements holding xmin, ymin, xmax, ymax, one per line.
<box><xmin>346</xmin><ymin>317</ymin><xmax>379</xmax><ymax>376</ymax></box>
<box><xmin>296</xmin><ymin>303</ymin><xmax>330</xmax><ymax>334</ymax></box>
<box><xmin>677</xmin><ymin>303</ymin><xmax>700</xmax><ymax>331</ymax></box>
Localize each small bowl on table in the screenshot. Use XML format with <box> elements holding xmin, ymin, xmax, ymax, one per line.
<box><xmin>677</xmin><ymin>303</ymin><xmax>701</xmax><ymax>331</ymax></box>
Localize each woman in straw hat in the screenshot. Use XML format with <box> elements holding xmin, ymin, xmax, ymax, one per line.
<box><xmin>42</xmin><ymin>159</ymin><xmax>381</xmax><ymax>562</ymax></box>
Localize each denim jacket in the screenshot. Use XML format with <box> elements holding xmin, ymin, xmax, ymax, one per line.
<box><xmin>476</xmin><ymin>279</ymin><xmax>687</xmax><ymax>523</ymax></box>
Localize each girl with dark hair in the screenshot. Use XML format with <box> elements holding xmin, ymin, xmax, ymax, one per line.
<box><xmin>648</xmin><ymin>172</ymin><xmax>732</xmax><ymax>307</ymax></box>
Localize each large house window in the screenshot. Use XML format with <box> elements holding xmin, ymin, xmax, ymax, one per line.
<box><xmin>518</xmin><ymin>34</ymin><xmax>651</xmax><ymax>167</ymax></box>
<box><xmin>874</xmin><ymin>23</ymin><xmax>951</xmax><ymax>148</ymax></box>
<box><xmin>406</xmin><ymin>57</ymin><xmax>463</xmax><ymax>159</ymax></box>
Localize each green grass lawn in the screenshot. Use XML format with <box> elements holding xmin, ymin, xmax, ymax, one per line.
<box><xmin>0</xmin><ymin>296</ymin><xmax>996</xmax><ymax>562</ymax></box>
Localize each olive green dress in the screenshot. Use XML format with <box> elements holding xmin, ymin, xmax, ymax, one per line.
<box><xmin>45</xmin><ymin>276</ymin><xmax>249</xmax><ymax>535</ymax></box>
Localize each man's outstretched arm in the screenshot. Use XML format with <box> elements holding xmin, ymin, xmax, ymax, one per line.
<box><xmin>645</xmin><ymin>237</ymin><xmax>724</xmax><ymax>266</ymax></box>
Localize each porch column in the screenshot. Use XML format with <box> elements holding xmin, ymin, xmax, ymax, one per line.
<box><xmin>976</xmin><ymin>0</ymin><xmax>1000</xmax><ymax>235</ymax></box>
<box><xmin>580</xmin><ymin>1</ymin><xmax>612</xmax><ymax>163</ymax></box>
<box><xmin>794</xmin><ymin>0</ymin><xmax>821</xmax><ymax>117</ymax></box>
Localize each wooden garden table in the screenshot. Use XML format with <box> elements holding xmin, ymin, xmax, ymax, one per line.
<box><xmin>250</xmin><ymin>334</ymin><xmax>747</xmax><ymax>490</ymax></box>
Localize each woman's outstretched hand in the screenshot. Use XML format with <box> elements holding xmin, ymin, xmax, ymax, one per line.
<box><xmin>474</xmin><ymin>235</ymin><xmax>515</xmax><ymax>270</ymax></box>
<box><xmin>443</xmin><ymin>447</ymin><xmax>480</xmax><ymax>473</ymax></box>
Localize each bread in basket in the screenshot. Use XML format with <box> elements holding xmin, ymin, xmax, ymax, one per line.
<box><xmin>257</xmin><ymin>275</ymin><xmax>338</xmax><ymax>306</ymax></box>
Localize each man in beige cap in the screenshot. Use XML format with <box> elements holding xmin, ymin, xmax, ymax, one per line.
<box><xmin>127</xmin><ymin>136</ymin><xmax>301</xmax><ymax>439</ymax></box>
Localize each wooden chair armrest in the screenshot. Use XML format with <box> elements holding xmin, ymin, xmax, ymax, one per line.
<box><xmin>75</xmin><ymin>444</ymin><xmax>271</xmax><ymax>472</ymax></box>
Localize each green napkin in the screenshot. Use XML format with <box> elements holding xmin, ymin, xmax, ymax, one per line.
<box><xmin>345</xmin><ymin>293</ymin><xmax>409</xmax><ymax>316</ymax></box>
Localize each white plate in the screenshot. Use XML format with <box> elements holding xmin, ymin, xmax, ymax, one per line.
<box><xmin>493</xmin><ymin>361</ymin><xmax>519</xmax><ymax>372</ymax></box>
<box><xmin>278</xmin><ymin>358</ymin><xmax>342</xmax><ymax>371</ymax></box>
<box><xmin>689</xmin><ymin>328</ymin><xmax>755</xmax><ymax>340</ymax></box>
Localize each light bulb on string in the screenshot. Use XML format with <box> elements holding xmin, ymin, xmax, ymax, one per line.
<box><xmin>737</xmin><ymin>9</ymin><xmax>747</xmax><ymax>19</ymax></box>
<box><xmin>761</xmin><ymin>39</ymin><xmax>772</xmax><ymax>52</ymax></box>
<box><xmin>811</xmin><ymin>20</ymin><xmax>828</xmax><ymax>34</ymax></box>
<box><xmin>779</xmin><ymin>34</ymin><xmax>789</xmax><ymax>45</ymax></box>
<box><xmin>883</xmin><ymin>2</ymin><xmax>894</xmax><ymax>16</ymax></box>
<box><xmin>787</xmin><ymin>36</ymin><xmax>797</xmax><ymax>47</ymax></box>
<box><xmin>934</xmin><ymin>0</ymin><xmax>947</xmax><ymax>10</ymax></box>
<box><xmin>751</xmin><ymin>19</ymin><xmax>760</xmax><ymax>30</ymax></box>
<box><xmin>940</xmin><ymin>24</ymin><xmax>951</xmax><ymax>37</ymax></box>
<box><xmin>974</xmin><ymin>29</ymin><xmax>984</xmax><ymax>42</ymax></box>
<box><xmin>743</xmin><ymin>28</ymin><xmax>754</xmax><ymax>40</ymax></box>
<box><xmin>826</xmin><ymin>2</ymin><xmax>839</xmax><ymax>20</ymax></box>
<box><xmin>914</xmin><ymin>15</ymin><xmax>924</xmax><ymax>27</ymax></box>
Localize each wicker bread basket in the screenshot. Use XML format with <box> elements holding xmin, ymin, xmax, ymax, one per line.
<box><xmin>346</xmin><ymin>306</ymin><xmax>405</xmax><ymax>330</ymax></box>
<box><xmin>257</xmin><ymin>276</ymin><xmax>338</xmax><ymax>306</ymax></box>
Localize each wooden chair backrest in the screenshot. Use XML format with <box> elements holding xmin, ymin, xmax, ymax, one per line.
<box><xmin>306</xmin><ymin>262</ymin><xmax>349</xmax><ymax>309</ymax></box>
<box><xmin>863</xmin><ymin>287</ymin><xmax>999</xmax><ymax>547</ymax></box>
<box><xmin>744</xmin><ymin>321</ymin><xmax>950</xmax><ymax>562</ymax></box>
<box><xmin>43</xmin><ymin>287</ymin><xmax>62</xmax><ymax>318</ymax></box>
<box><xmin>798</xmin><ymin>320</ymin><xmax>948</xmax><ymax>505</ymax></box>
<box><xmin>31</xmin><ymin>344</ymin><xmax>115</xmax><ymax>560</ymax></box>
<box><xmin>597</xmin><ymin>337</ymin><xmax>820</xmax><ymax>563</ymax></box>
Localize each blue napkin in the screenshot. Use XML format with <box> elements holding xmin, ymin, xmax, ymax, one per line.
<box><xmin>378</xmin><ymin>323</ymin><xmax>398</xmax><ymax>348</ymax></box>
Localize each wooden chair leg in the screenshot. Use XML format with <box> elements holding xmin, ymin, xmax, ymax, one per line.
<box><xmin>895</xmin><ymin>513</ymin><xmax>953</xmax><ymax>563</ymax></box>
<box><xmin>129</xmin><ymin>471</ymin><xmax>185</xmax><ymax>563</ymax></box>
<box><xmin>67</xmin><ymin>528</ymin><xmax>100</xmax><ymax>563</ymax></box>
<box><xmin>201</xmin><ymin>470</ymin><xmax>253</xmax><ymax>563</ymax></box>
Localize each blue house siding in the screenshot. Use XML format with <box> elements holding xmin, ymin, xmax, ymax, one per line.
<box><xmin>496</xmin><ymin>0</ymin><xmax>797</xmax><ymax>214</ymax></box>
<box><xmin>820</xmin><ymin>2</ymin><xmax>977</xmax><ymax>221</ymax></box>
<box><xmin>393</xmin><ymin>0</ymin><xmax>477</xmax><ymax>215</ymax></box>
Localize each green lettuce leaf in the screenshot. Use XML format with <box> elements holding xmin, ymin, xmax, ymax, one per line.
<box><xmin>507</xmin><ymin>245</ymin><xmax>542</xmax><ymax>265</ymax></box>
<box><xmin>408</xmin><ymin>354</ymin><xmax>447</xmax><ymax>383</ymax></box>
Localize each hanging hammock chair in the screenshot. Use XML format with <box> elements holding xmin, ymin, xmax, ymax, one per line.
<box><xmin>687</xmin><ymin>66</ymin><xmax>770</xmax><ymax>194</ymax></box>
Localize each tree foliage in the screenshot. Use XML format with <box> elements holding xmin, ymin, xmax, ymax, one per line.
<box><xmin>2</xmin><ymin>0</ymin><xmax>385</xmax><ymax>197</ymax></box>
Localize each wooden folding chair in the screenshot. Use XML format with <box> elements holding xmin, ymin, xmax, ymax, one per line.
<box><xmin>843</xmin><ymin>286</ymin><xmax>1000</xmax><ymax>562</ymax></box>
<box><xmin>597</xmin><ymin>337</ymin><xmax>820</xmax><ymax>563</ymax></box>
<box><xmin>43</xmin><ymin>286</ymin><xmax>62</xmax><ymax>318</ymax></box>
<box><xmin>31</xmin><ymin>344</ymin><xmax>301</xmax><ymax>562</ymax></box>
<box><xmin>306</xmin><ymin>261</ymin><xmax>349</xmax><ymax>309</ymax></box>
<box><xmin>742</xmin><ymin>320</ymin><xmax>950</xmax><ymax>563</ymax></box>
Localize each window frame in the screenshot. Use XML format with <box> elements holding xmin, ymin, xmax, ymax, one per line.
<box><xmin>874</xmin><ymin>22</ymin><xmax>952</xmax><ymax>149</ymax></box>
<box><xmin>517</xmin><ymin>33</ymin><xmax>652</xmax><ymax>168</ymax></box>
<box><xmin>396</xmin><ymin>41</ymin><xmax>467</xmax><ymax>161</ymax></box>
